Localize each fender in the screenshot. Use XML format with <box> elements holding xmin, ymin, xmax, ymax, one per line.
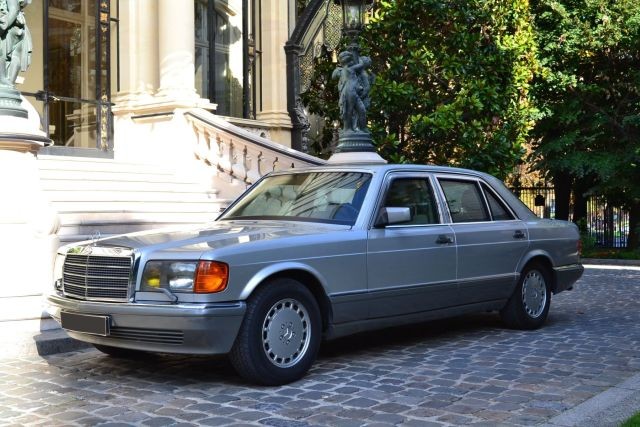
<box><xmin>238</xmin><ymin>261</ymin><xmax>330</xmax><ymax>300</ymax></box>
<box><xmin>516</xmin><ymin>248</ymin><xmax>555</xmax><ymax>273</ymax></box>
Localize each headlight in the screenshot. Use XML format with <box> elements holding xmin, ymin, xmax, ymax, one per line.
<box><xmin>141</xmin><ymin>261</ymin><xmax>228</xmax><ymax>293</ymax></box>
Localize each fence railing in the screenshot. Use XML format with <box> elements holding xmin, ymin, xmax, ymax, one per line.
<box><xmin>512</xmin><ymin>187</ymin><xmax>629</xmax><ymax>248</ymax></box>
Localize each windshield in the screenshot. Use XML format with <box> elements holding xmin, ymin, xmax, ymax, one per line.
<box><xmin>220</xmin><ymin>171</ymin><xmax>372</xmax><ymax>225</ymax></box>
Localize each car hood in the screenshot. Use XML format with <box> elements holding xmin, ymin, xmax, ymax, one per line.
<box><xmin>66</xmin><ymin>220</ymin><xmax>351</xmax><ymax>255</ymax></box>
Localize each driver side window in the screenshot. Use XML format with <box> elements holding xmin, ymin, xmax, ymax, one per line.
<box><xmin>384</xmin><ymin>178</ymin><xmax>440</xmax><ymax>225</ymax></box>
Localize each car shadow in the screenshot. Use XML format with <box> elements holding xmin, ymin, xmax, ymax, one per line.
<box><xmin>318</xmin><ymin>312</ymin><xmax>505</xmax><ymax>359</ymax></box>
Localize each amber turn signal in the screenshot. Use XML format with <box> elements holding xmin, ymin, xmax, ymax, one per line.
<box><xmin>194</xmin><ymin>261</ymin><xmax>229</xmax><ymax>293</ymax></box>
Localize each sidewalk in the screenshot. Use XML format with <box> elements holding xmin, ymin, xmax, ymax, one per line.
<box><xmin>542</xmin><ymin>373</ymin><xmax>640</xmax><ymax>427</ymax></box>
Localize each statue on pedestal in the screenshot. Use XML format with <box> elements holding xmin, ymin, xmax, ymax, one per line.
<box><xmin>0</xmin><ymin>0</ymin><xmax>31</xmax><ymax>118</ymax></box>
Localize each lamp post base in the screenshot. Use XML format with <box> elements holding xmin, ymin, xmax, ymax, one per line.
<box><xmin>335</xmin><ymin>129</ymin><xmax>376</xmax><ymax>153</ymax></box>
<box><xmin>328</xmin><ymin>151</ymin><xmax>387</xmax><ymax>164</ymax></box>
<box><xmin>328</xmin><ymin>129</ymin><xmax>387</xmax><ymax>164</ymax></box>
<box><xmin>0</xmin><ymin>87</ymin><xmax>28</xmax><ymax>119</ymax></box>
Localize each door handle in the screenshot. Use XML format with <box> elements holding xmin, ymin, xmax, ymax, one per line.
<box><xmin>513</xmin><ymin>230</ymin><xmax>526</xmax><ymax>239</ymax></box>
<box><xmin>436</xmin><ymin>235</ymin><xmax>453</xmax><ymax>244</ymax></box>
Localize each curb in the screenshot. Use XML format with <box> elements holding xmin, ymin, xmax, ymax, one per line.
<box><xmin>581</xmin><ymin>258</ymin><xmax>640</xmax><ymax>266</ymax></box>
<box><xmin>3</xmin><ymin>328</ymin><xmax>91</xmax><ymax>359</ymax></box>
<box><xmin>541</xmin><ymin>373</ymin><xmax>640</xmax><ymax>427</ymax></box>
<box><xmin>0</xmin><ymin>318</ymin><xmax>90</xmax><ymax>360</ymax></box>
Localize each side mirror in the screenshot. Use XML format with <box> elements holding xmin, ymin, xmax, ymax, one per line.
<box><xmin>375</xmin><ymin>207</ymin><xmax>412</xmax><ymax>227</ymax></box>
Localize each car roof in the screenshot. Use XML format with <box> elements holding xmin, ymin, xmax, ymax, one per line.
<box><xmin>276</xmin><ymin>163</ymin><xmax>491</xmax><ymax>179</ymax></box>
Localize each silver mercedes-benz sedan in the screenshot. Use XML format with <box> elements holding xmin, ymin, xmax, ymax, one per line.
<box><xmin>47</xmin><ymin>164</ymin><xmax>583</xmax><ymax>385</ymax></box>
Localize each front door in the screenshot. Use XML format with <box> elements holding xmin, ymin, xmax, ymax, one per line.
<box><xmin>367</xmin><ymin>174</ymin><xmax>457</xmax><ymax>319</ymax></box>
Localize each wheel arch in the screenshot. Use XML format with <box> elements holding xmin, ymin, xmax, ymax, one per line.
<box><xmin>518</xmin><ymin>252</ymin><xmax>557</xmax><ymax>292</ymax></box>
<box><xmin>239</xmin><ymin>263</ymin><xmax>333</xmax><ymax>333</ymax></box>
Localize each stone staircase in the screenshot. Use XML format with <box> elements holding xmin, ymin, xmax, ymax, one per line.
<box><xmin>4</xmin><ymin>111</ymin><xmax>328</xmax><ymax>359</ymax></box>
<box><xmin>37</xmin><ymin>155</ymin><xmax>231</xmax><ymax>245</ymax></box>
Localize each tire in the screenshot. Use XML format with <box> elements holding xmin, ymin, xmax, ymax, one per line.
<box><xmin>229</xmin><ymin>278</ymin><xmax>322</xmax><ymax>386</ymax></box>
<box><xmin>93</xmin><ymin>344</ymin><xmax>149</xmax><ymax>359</ymax></box>
<box><xmin>500</xmin><ymin>262</ymin><xmax>552</xmax><ymax>330</ymax></box>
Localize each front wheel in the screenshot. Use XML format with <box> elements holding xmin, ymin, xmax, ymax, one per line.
<box><xmin>500</xmin><ymin>262</ymin><xmax>552</xmax><ymax>330</ymax></box>
<box><xmin>229</xmin><ymin>278</ymin><xmax>321</xmax><ymax>385</ymax></box>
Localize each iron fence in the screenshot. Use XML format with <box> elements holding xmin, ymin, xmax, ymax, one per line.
<box><xmin>512</xmin><ymin>186</ymin><xmax>556</xmax><ymax>219</ymax></box>
<box><xmin>511</xmin><ymin>187</ymin><xmax>629</xmax><ymax>248</ymax></box>
<box><xmin>585</xmin><ymin>197</ymin><xmax>629</xmax><ymax>248</ymax></box>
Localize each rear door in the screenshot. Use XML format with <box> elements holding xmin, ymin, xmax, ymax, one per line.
<box><xmin>367</xmin><ymin>173</ymin><xmax>457</xmax><ymax>318</ymax></box>
<box><xmin>436</xmin><ymin>176</ymin><xmax>529</xmax><ymax>304</ymax></box>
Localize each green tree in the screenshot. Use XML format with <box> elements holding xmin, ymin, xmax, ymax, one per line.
<box><xmin>303</xmin><ymin>0</ymin><xmax>539</xmax><ymax>180</ymax></box>
<box><xmin>301</xmin><ymin>45</ymin><xmax>343</xmax><ymax>158</ymax></box>
<box><xmin>530</xmin><ymin>0</ymin><xmax>640</xmax><ymax>248</ymax></box>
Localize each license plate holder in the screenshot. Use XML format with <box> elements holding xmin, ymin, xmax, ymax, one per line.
<box><xmin>61</xmin><ymin>312</ymin><xmax>110</xmax><ymax>336</ymax></box>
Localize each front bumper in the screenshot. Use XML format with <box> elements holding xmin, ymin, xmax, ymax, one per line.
<box><xmin>46</xmin><ymin>294</ymin><xmax>246</xmax><ymax>355</ymax></box>
<box><xmin>553</xmin><ymin>263</ymin><xmax>584</xmax><ymax>293</ymax></box>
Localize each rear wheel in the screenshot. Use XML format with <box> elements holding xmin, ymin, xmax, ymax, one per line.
<box><xmin>500</xmin><ymin>262</ymin><xmax>552</xmax><ymax>330</ymax></box>
<box><xmin>229</xmin><ymin>278</ymin><xmax>321</xmax><ymax>386</ymax></box>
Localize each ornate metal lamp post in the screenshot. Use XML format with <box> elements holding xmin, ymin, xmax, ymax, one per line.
<box><xmin>341</xmin><ymin>0</ymin><xmax>366</xmax><ymax>48</ymax></box>
<box><xmin>328</xmin><ymin>0</ymin><xmax>386</xmax><ymax>164</ymax></box>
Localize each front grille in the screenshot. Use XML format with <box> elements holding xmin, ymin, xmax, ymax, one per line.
<box><xmin>63</xmin><ymin>251</ymin><xmax>133</xmax><ymax>302</ymax></box>
<box><xmin>110</xmin><ymin>327</ymin><xmax>184</xmax><ymax>345</ymax></box>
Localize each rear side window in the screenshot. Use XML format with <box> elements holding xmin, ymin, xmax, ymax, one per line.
<box><xmin>482</xmin><ymin>184</ymin><xmax>514</xmax><ymax>221</ymax></box>
<box><xmin>439</xmin><ymin>179</ymin><xmax>490</xmax><ymax>223</ymax></box>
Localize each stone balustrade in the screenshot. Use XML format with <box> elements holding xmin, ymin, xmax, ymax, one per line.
<box><xmin>186</xmin><ymin>109</ymin><xmax>325</xmax><ymax>186</ymax></box>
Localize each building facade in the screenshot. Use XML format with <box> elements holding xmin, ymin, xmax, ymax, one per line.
<box><xmin>20</xmin><ymin>0</ymin><xmax>301</xmax><ymax>152</ymax></box>
<box><xmin>1</xmin><ymin>0</ymin><xmax>338</xmax><ymax>320</ymax></box>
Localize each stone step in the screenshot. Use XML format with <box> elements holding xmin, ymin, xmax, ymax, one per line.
<box><xmin>50</xmin><ymin>200</ymin><xmax>222</xmax><ymax>214</ymax></box>
<box><xmin>41</xmin><ymin>178</ymin><xmax>214</xmax><ymax>193</ymax></box>
<box><xmin>37</xmin><ymin>155</ymin><xmax>229</xmax><ymax>246</ymax></box>
<box><xmin>57</xmin><ymin>211</ymin><xmax>224</xmax><ymax>225</ymax></box>
<box><xmin>45</xmin><ymin>189</ymin><xmax>218</xmax><ymax>203</ymax></box>
<box><xmin>38</xmin><ymin>155</ymin><xmax>174</xmax><ymax>175</ymax></box>
<box><xmin>39</xmin><ymin>169</ymin><xmax>204</xmax><ymax>184</ymax></box>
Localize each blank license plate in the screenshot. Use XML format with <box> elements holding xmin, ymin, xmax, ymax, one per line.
<box><xmin>61</xmin><ymin>312</ymin><xmax>110</xmax><ymax>336</ymax></box>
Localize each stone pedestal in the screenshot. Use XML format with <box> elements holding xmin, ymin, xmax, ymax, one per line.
<box><xmin>0</xmin><ymin>100</ymin><xmax>59</xmax><ymax>320</ymax></box>
<box><xmin>328</xmin><ymin>130</ymin><xmax>387</xmax><ymax>164</ymax></box>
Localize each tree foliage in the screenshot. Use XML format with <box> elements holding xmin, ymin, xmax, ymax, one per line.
<box><xmin>303</xmin><ymin>0</ymin><xmax>539</xmax><ymax>179</ymax></box>
<box><xmin>302</xmin><ymin>0</ymin><xmax>640</xmax><ymax>248</ymax></box>
<box><xmin>529</xmin><ymin>0</ymin><xmax>640</xmax><ymax>246</ymax></box>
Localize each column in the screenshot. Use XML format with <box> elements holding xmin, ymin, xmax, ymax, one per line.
<box><xmin>156</xmin><ymin>0</ymin><xmax>198</xmax><ymax>104</ymax></box>
<box><xmin>0</xmin><ymin>108</ymin><xmax>59</xmax><ymax>319</ymax></box>
<box><xmin>114</xmin><ymin>0</ymin><xmax>159</xmax><ymax>105</ymax></box>
<box><xmin>257</xmin><ymin>0</ymin><xmax>293</xmax><ymax>145</ymax></box>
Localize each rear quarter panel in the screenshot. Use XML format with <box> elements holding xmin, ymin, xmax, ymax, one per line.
<box><xmin>520</xmin><ymin>219</ymin><xmax>581</xmax><ymax>270</ymax></box>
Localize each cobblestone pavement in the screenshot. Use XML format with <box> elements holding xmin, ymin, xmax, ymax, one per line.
<box><xmin>1</xmin><ymin>267</ymin><xmax>639</xmax><ymax>427</ymax></box>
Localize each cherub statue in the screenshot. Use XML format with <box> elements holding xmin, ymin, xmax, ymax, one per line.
<box><xmin>0</xmin><ymin>0</ymin><xmax>32</xmax><ymax>88</ymax></box>
<box><xmin>332</xmin><ymin>50</ymin><xmax>372</xmax><ymax>133</ymax></box>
